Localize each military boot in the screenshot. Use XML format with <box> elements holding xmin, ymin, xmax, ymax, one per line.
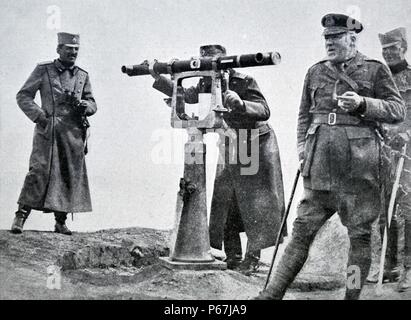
<box><xmin>11</xmin><ymin>206</ymin><xmax>31</xmax><ymax>234</ymax></box>
<box><xmin>225</xmin><ymin>254</ymin><xmax>242</xmax><ymax>270</ymax></box>
<box><xmin>397</xmin><ymin>267</ymin><xmax>411</xmax><ymax>292</ymax></box>
<box><xmin>238</xmin><ymin>251</ymin><xmax>260</xmax><ymax>276</ymax></box>
<box><xmin>251</xmin><ymin>242</ymin><xmax>309</xmax><ymax>300</ymax></box>
<box><xmin>251</xmin><ymin>277</ymin><xmax>287</xmax><ymax>300</ymax></box>
<box><xmin>54</xmin><ymin>212</ymin><xmax>72</xmax><ymax>235</ymax></box>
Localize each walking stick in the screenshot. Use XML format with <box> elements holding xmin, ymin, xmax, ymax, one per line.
<box><xmin>264</xmin><ymin>169</ymin><xmax>301</xmax><ymax>289</ymax></box>
<box><xmin>376</xmin><ymin>143</ymin><xmax>407</xmax><ymax>295</ymax></box>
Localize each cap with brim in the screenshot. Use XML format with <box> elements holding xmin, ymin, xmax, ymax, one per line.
<box><xmin>321</xmin><ymin>13</ymin><xmax>363</xmax><ymax>36</ymax></box>
<box><xmin>199</xmin><ymin>44</ymin><xmax>226</xmax><ymax>57</ymax></box>
<box><xmin>379</xmin><ymin>27</ymin><xmax>407</xmax><ymax>48</ymax></box>
<box><xmin>57</xmin><ymin>32</ymin><xmax>80</xmax><ymax>47</ymax></box>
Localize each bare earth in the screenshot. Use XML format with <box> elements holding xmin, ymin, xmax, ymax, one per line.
<box><xmin>0</xmin><ymin>226</ymin><xmax>410</xmax><ymax>300</ymax></box>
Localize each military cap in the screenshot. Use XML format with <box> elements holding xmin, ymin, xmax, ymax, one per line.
<box><xmin>57</xmin><ymin>32</ymin><xmax>80</xmax><ymax>47</ymax></box>
<box><xmin>321</xmin><ymin>13</ymin><xmax>363</xmax><ymax>36</ymax></box>
<box><xmin>378</xmin><ymin>27</ymin><xmax>407</xmax><ymax>48</ymax></box>
<box><xmin>199</xmin><ymin>44</ymin><xmax>226</xmax><ymax>57</ymax></box>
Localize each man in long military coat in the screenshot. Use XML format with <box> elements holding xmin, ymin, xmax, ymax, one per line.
<box><xmin>255</xmin><ymin>14</ymin><xmax>405</xmax><ymax>300</ymax></box>
<box><xmin>150</xmin><ymin>45</ymin><xmax>285</xmax><ymax>273</ymax></box>
<box><xmin>11</xmin><ymin>32</ymin><xmax>97</xmax><ymax>235</ymax></box>
<box><xmin>377</xmin><ymin>27</ymin><xmax>411</xmax><ymax>291</ymax></box>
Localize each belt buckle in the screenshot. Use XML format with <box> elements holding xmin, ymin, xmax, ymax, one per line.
<box><xmin>328</xmin><ymin>112</ymin><xmax>337</xmax><ymax>125</ymax></box>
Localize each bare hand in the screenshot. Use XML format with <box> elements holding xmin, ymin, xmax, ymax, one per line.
<box><xmin>224</xmin><ymin>90</ymin><xmax>245</xmax><ymax>112</ymax></box>
<box><xmin>391</xmin><ymin>132</ymin><xmax>410</xmax><ymax>150</ymax></box>
<box><xmin>337</xmin><ymin>91</ymin><xmax>364</xmax><ymax>112</ymax></box>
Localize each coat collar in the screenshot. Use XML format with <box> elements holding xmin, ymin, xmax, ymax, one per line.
<box><xmin>54</xmin><ymin>59</ymin><xmax>78</xmax><ymax>75</ymax></box>
<box><xmin>320</xmin><ymin>51</ymin><xmax>365</xmax><ymax>79</ymax></box>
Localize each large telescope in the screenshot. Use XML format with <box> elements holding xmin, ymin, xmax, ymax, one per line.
<box><xmin>121</xmin><ymin>51</ymin><xmax>281</xmax><ymax>77</ymax></box>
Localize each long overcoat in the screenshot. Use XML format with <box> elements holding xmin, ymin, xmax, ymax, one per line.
<box><xmin>153</xmin><ymin>70</ymin><xmax>285</xmax><ymax>252</ymax></box>
<box><xmin>16</xmin><ymin>59</ymin><xmax>97</xmax><ymax>212</ymax></box>
<box><xmin>388</xmin><ymin>64</ymin><xmax>411</xmax><ymax>193</ymax></box>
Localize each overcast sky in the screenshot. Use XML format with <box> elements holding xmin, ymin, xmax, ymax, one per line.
<box><xmin>0</xmin><ymin>0</ymin><xmax>410</xmax><ymax>232</ymax></box>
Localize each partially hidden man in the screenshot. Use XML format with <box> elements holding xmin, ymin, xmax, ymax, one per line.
<box><xmin>11</xmin><ymin>32</ymin><xmax>97</xmax><ymax>235</ymax></box>
<box><xmin>150</xmin><ymin>45</ymin><xmax>285</xmax><ymax>274</ymax></box>
<box><xmin>377</xmin><ymin>27</ymin><xmax>411</xmax><ymax>292</ymax></box>
<box><xmin>255</xmin><ymin>14</ymin><xmax>405</xmax><ymax>300</ymax></box>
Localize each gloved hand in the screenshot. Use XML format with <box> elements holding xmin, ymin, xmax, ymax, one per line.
<box><xmin>64</xmin><ymin>91</ymin><xmax>81</xmax><ymax>107</ymax></box>
<box><xmin>224</xmin><ymin>90</ymin><xmax>245</xmax><ymax>113</ymax></box>
<box><xmin>337</xmin><ymin>91</ymin><xmax>365</xmax><ymax>113</ymax></box>
<box><xmin>74</xmin><ymin>101</ymin><xmax>88</xmax><ymax>115</ymax></box>
<box><xmin>390</xmin><ymin>132</ymin><xmax>410</xmax><ymax>150</ymax></box>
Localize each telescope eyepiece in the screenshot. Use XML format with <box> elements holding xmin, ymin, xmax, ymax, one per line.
<box><xmin>255</xmin><ymin>53</ymin><xmax>264</xmax><ymax>63</ymax></box>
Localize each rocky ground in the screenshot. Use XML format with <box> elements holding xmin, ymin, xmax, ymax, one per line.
<box><xmin>1</xmin><ymin>217</ymin><xmax>410</xmax><ymax>300</ymax></box>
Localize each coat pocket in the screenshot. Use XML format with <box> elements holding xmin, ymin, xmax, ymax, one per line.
<box><xmin>309</xmin><ymin>83</ymin><xmax>326</xmax><ymax>108</ymax></box>
<box><xmin>302</xmin><ymin>124</ymin><xmax>321</xmax><ymax>177</ymax></box>
<box><xmin>345</xmin><ymin>126</ymin><xmax>379</xmax><ymax>182</ymax></box>
<box><xmin>357</xmin><ymin>80</ymin><xmax>373</xmax><ymax>96</ymax></box>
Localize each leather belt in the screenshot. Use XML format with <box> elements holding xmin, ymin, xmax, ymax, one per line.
<box><xmin>311</xmin><ymin>113</ymin><xmax>362</xmax><ymax>126</ymax></box>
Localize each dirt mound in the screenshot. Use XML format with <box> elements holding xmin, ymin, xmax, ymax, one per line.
<box><xmin>0</xmin><ymin>227</ymin><xmax>409</xmax><ymax>300</ymax></box>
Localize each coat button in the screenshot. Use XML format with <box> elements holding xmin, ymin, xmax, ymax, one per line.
<box><xmin>77</xmin><ymin>90</ymin><xmax>81</xmax><ymax>93</ymax></box>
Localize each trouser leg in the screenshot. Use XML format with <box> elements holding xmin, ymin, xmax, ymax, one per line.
<box><xmin>398</xmin><ymin>202</ymin><xmax>411</xmax><ymax>292</ymax></box>
<box><xmin>224</xmin><ymin>198</ymin><xmax>243</xmax><ymax>266</ymax></box>
<box><xmin>401</xmin><ymin>202</ymin><xmax>411</xmax><ymax>267</ymax></box>
<box><xmin>339</xmin><ymin>191</ymin><xmax>379</xmax><ymax>300</ymax></box>
<box><xmin>387</xmin><ymin>216</ymin><xmax>399</xmax><ymax>270</ymax></box>
<box><xmin>54</xmin><ymin>211</ymin><xmax>67</xmax><ymax>224</ymax></box>
<box><xmin>260</xmin><ymin>190</ymin><xmax>333</xmax><ymax>299</ymax></box>
<box><xmin>344</xmin><ymin>234</ymin><xmax>373</xmax><ymax>299</ymax></box>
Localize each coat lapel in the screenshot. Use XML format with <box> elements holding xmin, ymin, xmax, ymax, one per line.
<box><xmin>345</xmin><ymin>52</ymin><xmax>365</xmax><ymax>76</ymax></box>
<box><xmin>320</xmin><ymin>60</ymin><xmax>338</xmax><ymax>81</ymax></box>
<box><xmin>46</xmin><ymin>64</ymin><xmax>63</xmax><ymax>105</ymax></box>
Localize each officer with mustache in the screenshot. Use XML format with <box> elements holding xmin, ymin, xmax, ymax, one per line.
<box><xmin>11</xmin><ymin>32</ymin><xmax>97</xmax><ymax>235</ymax></box>
<box><xmin>254</xmin><ymin>13</ymin><xmax>405</xmax><ymax>300</ymax></box>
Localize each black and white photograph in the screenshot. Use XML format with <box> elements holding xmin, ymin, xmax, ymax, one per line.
<box><xmin>0</xmin><ymin>0</ymin><xmax>410</xmax><ymax>305</ymax></box>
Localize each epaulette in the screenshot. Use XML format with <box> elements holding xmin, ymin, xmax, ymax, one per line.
<box><xmin>76</xmin><ymin>66</ymin><xmax>88</xmax><ymax>74</ymax></box>
<box><xmin>37</xmin><ymin>61</ymin><xmax>53</xmax><ymax>66</ymax></box>
<box><xmin>317</xmin><ymin>57</ymin><xmax>328</xmax><ymax>64</ymax></box>
<box><xmin>308</xmin><ymin>60</ymin><xmax>326</xmax><ymax>72</ymax></box>
<box><xmin>363</xmin><ymin>57</ymin><xmax>384</xmax><ymax>64</ymax></box>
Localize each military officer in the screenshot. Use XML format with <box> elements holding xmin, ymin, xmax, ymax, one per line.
<box><xmin>254</xmin><ymin>14</ymin><xmax>405</xmax><ymax>300</ymax></box>
<box><xmin>11</xmin><ymin>32</ymin><xmax>97</xmax><ymax>235</ymax></box>
<box><xmin>150</xmin><ymin>44</ymin><xmax>285</xmax><ymax>274</ymax></box>
<box><xmin>378</xmin><ymin>27</ymin><xmax>411</xmax><ymax>292</ymax></box>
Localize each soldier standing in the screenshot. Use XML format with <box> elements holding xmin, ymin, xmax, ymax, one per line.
<box><xmin>254</xmin><ymin>14</ymin><xmax>405</xmax><ymax>300</ymax></box>
<box><xmin>150</xmin><ymin>45</ymin><xmax>285</xmax><ymax>274</ymax></box>
<box><xmin>378</xmin><ymin>27</ymin><xmax>411</xmax><ymax>292</ymax></box>
<box><xmin>11</xmin><ymin>32</ymin><xmax>97</xmax><ymax>235</ymax></box>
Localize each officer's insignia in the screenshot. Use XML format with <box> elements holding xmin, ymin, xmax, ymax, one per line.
<box><xmin>324</xmin><ymin>16</ymin><xmax>334</xmax><ymax>27</ymax></box>
<box><xmin>72</xmin><ymin>37</ymin><xmax>77</xmax><ymax>43</ymax></box>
